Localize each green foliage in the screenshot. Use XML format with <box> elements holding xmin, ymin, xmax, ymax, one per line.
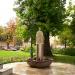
<box><xmin>70</xmin><ymin>38</ymin><xmax>75</xmax><ymax>46</ymax></box>
<box><xmin>52</xmin><ymin>48</ymin><xmax>63</xmax><ymax>54</ymax></box>
<box><xmin>63</xmin><ymin>48</ymin><xmax>75</xmax><ymax>56</ymax></box>
<box><xmin>14</xmin><ymin>0</ymin><xmax>66</xmax><ymax>56</ymax></box>
<box><xmin>0</xmin><ymin>26</ymin><xmax>4</xmax><ymax>35</ymax></box>
<box><xmin>14</xmin><ymin>0</ymin><xmax>66</xmax><ymax>37</ymax></box>
<box><xmin>0</xmin><ymin>27</ymin><xmax>7</xmax><ymax>41</ymax></box>
<box><xmin>68</xmin><ymin>2</ymin><xmax>75</xmax><ymax>36</ymax></box>
<box><xmin>15</xmin><ymin>24</ymin><xmax>29</xmax><ymax>41</ymax></box>
<box><xmin>70</xmin><ymin>17</ymin><xmax>75</xmax><ymax>35</ymax></box>
<box><xmin>59</xmin><ymin>26</ymin><xmax>72</xmax><ymax>39</ymax></box>
<box><xmin>21</xmin><ymin>44</ymin><xmax>36</xmax><ymax>53</ymax></box>
<box><xmin>59</xmin><ymin>1</ymin><xmax>75</xmax><ymax>48</ymax></box>
<box><xmin>53</xmin><ymin>48</ymin><xmax>75</xmax><ymax>56</ymax></box>
<box><xmin>59</xmin><ymin>25</ymin><xmax>72</xmax><ymax>48</ymax></box>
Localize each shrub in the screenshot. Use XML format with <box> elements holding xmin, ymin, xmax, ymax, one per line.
<box><xmin>52</xmin><ymin>48</ymin><xmax>64</xmax><ymax>54</ymax></box>
<box><xmin>21</xmin><ymin>44</ymin><xmax>36</xmax><ymax>53</ymax></box>
<box><xmin>53</xmin><ymin>54</ymin><xmax>75</xmax><ymax>64</ymax></box>
<box><xmin>52</xmin><ymin>48</ymin><xmax>75</xmax><ymax>56</ymax></box>
<box><xmin>63</xmin><ymin>48</ymin><xmax>75</xmax><ymax>56</ymax></box>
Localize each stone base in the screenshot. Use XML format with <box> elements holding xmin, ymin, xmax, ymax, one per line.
<box><xmin>27</xmin><ymin>58</ymin><xmax>52</xmax><ymax>68</ymax></box>
<box><xmin>0</xmin><ymin>68</ymin><xmax>12</xmax><ymax>75</ymax></box>
<box><xmin>0</xmin><ymin>64</ymin><xmax>3</xmax><ymax>69</ymax></box>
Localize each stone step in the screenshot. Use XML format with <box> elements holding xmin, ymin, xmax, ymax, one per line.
<box><xmin>0</xmin><ymin>68</ymin><xmax>12</xmax><ymax>75</ymax></box>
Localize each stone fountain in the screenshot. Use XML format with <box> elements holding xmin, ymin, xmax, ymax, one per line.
<box><xmin>27</xmin><ymin>28</ymin><xmax>52</xmax><ymax>68</ymax></box>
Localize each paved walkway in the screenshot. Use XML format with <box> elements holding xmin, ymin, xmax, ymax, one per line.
<box><xmin>3</xmin><ymin>62</ymin><xmax>75</xmax><ymax>75</ymax></box>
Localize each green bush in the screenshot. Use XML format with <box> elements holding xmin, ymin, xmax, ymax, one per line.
<box><xmin>63</xmin><ymin>48</ymin><xmax>75</xmax><ymax>56</ymax></box>
<box><xmin>53</xmin><ymin>54</ymin><xmax>75</xmax><ymax>64</ymax></box>
<box><xmin>21</xmin><ymin>44</ymin><xmax>36</xmax><ymax>53</ymax></box>
<box><xmin>52</xmin><ymin>48</ymin><xmax>64</xmax><ymax>54</ymax></box>
<box><xmin>52</xmin><ymin>48</ymin><xmax>75</xmax><ymax>56</ymax></box>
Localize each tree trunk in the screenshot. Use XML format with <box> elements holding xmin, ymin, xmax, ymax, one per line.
<box><xmin>64</xmin><ymin>38</ymin><xmax>67</xmax><ymax>48</ymax></box>
<box><xmin>43</xmin><ymin>31</ymin><xmax>53</xmax><ymax>57</ymax></box>
<box><xmin>7</xmin><ymin>42</ymin><xmax>10</xmax><ymax>49</ymax></box>
<box><xmin>31</xmin><ymin>37</ymin><xmax>33</xmax><ymax>58</ymax></box>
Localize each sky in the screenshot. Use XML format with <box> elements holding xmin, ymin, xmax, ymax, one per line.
<box><xmin>0</xmin><ymin>0</ymin><xmax>75</xmax><ymax>27</ymax></box>
<box><xmin>66</xmin><ymin>0</ymin><xmax>75</xmax><ymax>8</ymax></box>
<box><xmin>0</xmin><ymin>0</ymin><xmax>16</xmax><ymax>27</ymax></box>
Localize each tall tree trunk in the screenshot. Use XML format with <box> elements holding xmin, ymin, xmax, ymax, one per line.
<box><xmin>64</xmin><ymin>38</ymin><xmax>67</xmax><ymax>48</ymax></box>
<box><xmin>43</xmin><ymin>30</ymin><xmax>53</xmax><ymax>57</ymax></box>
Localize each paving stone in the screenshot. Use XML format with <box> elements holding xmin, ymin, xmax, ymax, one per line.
<box><xmin>3</xmin><ymin>62</ymin><xmax>75</xmax><ymax>75</ymax></box>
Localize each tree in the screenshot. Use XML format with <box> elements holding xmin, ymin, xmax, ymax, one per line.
<box><xmin>14</xmin><ymin>0</ymin><xmax>66</xmax><ymax>56</ymax></box>
<box><xmin>7</xmin><ymin>19</ymin><xmax>16</xmax><ymax>35</ymax></box>
<box><xmin>15</xmin><ymin>18</ymin><xmax>29</xmax><ymax>41</ymax></box>
<box><xmin>59</xmin><ymin>25</ymin><xmax>72</xmax><ymax>48</ymax></box>
<box><xmin>0</xmin><ymin>26</ymin><xmax>6</xmax><ymax>45</ymax></box>
<box><xmin>6</xmin><ymin>19</ymin><xmax>16</xmax><ymax>49</ymax></box>
<box><xmin>67</xmin><ymin>1</ymin><xmax>75</xmax><ymax>46</ymax></box>
<box><xmin>70</xmin><ymin>10</ymin><xmax>75</xmax><ymax>46</ymax></box>
<box><xmin>0</xmin><ymin>26</ymin><xmax>4</xmax><ymax>35</ymax></box>
<box><xmin>70</xmin><ymin>7</ymin><xmax>75</xmax><ymax>35</ymax></box>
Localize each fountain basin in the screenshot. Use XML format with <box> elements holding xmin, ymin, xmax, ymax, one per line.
<box><xmin>27</xmin><ymin>58</ymin><xmax>52</xmax><ymax>68</ymax></box>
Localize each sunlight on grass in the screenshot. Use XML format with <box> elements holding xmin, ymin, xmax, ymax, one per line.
<box><xmin>0</xmin><ymin>50</ymin><xmax>29</xmax><ymax>57</ymax></box>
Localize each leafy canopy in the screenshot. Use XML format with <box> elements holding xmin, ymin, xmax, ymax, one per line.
<box><xmin>14</xmin><ymin>0</ymin><xmax>66</xmax><ymax>36</ymax></box>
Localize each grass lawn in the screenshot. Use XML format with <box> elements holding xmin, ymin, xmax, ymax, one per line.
<box><xmin>53</xmin><ymin>54</ymin><xmax>75</xmax><ymax>64</ymax></box>
<box><xmin>0</xmin><ymin>50</ymin><xmax>30</xmax><ymax>58</ymax></box>
<box><xmin>0</xmin><ymin>50</ymin><xmax>30</xmax><ymax>64</ymax></box>
<box><xmin>0</xmin><ymin>50</ymin><xmax>75</xmax><ymax>65</ymax></box>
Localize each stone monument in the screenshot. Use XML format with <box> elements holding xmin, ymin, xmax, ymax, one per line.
<box><xmin>36</xmin><ymin>28</ymin><xmax>44</xmax><ymax>60</ymax></box>
<box><xmin>27</xmin><ymin>28</ymin><xmax>52</xmax><ymax>68</ymax></box>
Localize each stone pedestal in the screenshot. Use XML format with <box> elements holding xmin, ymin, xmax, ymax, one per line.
<box><xmin>0</xmin><ymin>68</ymin><xmax>12</xmax><ymax>75</ymax></box>
<box><xmin>38</xmin><ymin>44</ymin><xmax>43</xmax><ymax>60</ymax></box>
<box><xmin>0</xmin><ymin>64</ymin><xmax>12</xmax><ymax>75</ymax></box>
<box><xmin>0</xmin><ymin>64</ymin><xmax>3</xmax><ymax>69</ymax></box>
